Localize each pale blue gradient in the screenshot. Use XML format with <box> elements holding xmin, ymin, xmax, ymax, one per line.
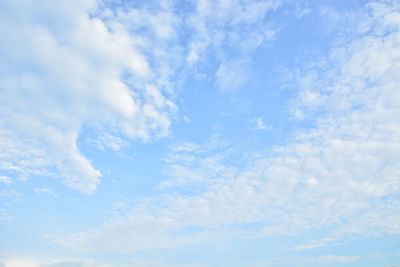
<box><xmin>0</xmin><ymin>0</ymin><xmax>399</xmax><ymax>266</ymax></box>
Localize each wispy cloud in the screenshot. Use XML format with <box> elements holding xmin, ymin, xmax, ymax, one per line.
<box><xmin>34</xmin><ymin>188</ymin><xmax>57</xmax><ymax>198</ymax></box>
<box><xmin>0</xmin><ymin>176</ymin><xmax>12</xmax><ymax>184</ymax></box>
<box><xmin>264</xmin><ymin>254</ymin><xmax>359</xmax><ymax>265</ymax></box>
<box><xmin>249</xmin><ymin>117</ymin><xmax>267</xmax><ymax>130</ymax></box>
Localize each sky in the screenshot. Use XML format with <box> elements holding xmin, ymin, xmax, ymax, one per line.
<box><xmin>0</xmin><ymin>0</ymin><xmax>400</xmax><ymax>266</ymax></box>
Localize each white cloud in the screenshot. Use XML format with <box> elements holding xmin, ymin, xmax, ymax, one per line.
<box><xmin>0</xmin><ymin>176</ymin><xmax>12</xmax><ymax>184</ymax></box>
<box><xmin>249</xmin><ymin>117</ymin><xmax>267</xmax><ymax>130</ymax></box>
<box><xmin>186</xmin><ymin>0</ymin><xmax>281</xmax><ymax>90</ymax></box>
<box><xmin>84</xmin><ymin>127</ymin><xmax>130</xmax><ymax>151</ymax></box>
<box><xmin>0</xmin><ymin>215</ymin><xmax>14</xmax><ymax>222</ymax></box>
<box><xmin>306</xmin><ymin>255</ymin><xmax>359</xmax><ymax>264</ymax></box>
<box><xmin>0</xmin><ymin>0</ymin><xmax>284</xmax><ymax>194</ymax></box>
<box><xmin>264</xmin><ymin>254</ymin><xmax>359</xmax><ymax>265</ymax></box>
<box><xmin>215</xmin><ymin>59</ymin><xmax>249</xmax><ymax>91</ymax></box>
<box><xmin>52</xmin><ymin>213</ymin><xmax>206</xmax><ymax>253</ymax></box>
<box><xmin>0</xmin><ymin>188</ymin><xmax>21</xmax><ymax>221</ymax></box>
<box><xmin>50</xmin><ymin>0</ymin><xmax>400</xmax><ymax>253</ymax></box>
<box><xmin>291</xmin><ymin>236</ymin><xmax>341</xmax><ymax>250</ymax></box>
<box><xmin>34</xmin><ymin>188</ymin><xmax>57</xmax><ymax>197</ymax></box>
<box><xmin>3</xmin><ymin>259</ymin><xmax>38</xmax><ymax>267</ymax></box>
<box><xmin>0</xmin><ymin>0</ymin><xmax>180</xmax><ymax>193</ymax></box>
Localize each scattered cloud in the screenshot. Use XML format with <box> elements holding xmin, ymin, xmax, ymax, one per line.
<box><xmin>291</xmin><ymin>236</ymin><xmax>341</xmax><ymax>250</ymax></box>
<box><xmin>306</xmin><ymin>255</ymin><xmax>359</xmax><ymax>264</ymax></box>
<box><xmin>249</xmin><ymin>117</ymin><xmax>267</xmax><ymax>130</ymax></box>
<box><xmin>0</xmin><ymin>0</ymin><xmax>283</xmax><ymax>194</ymax></box>
<box><xmin>215</xmin><ymin>59</ymin><xmax>249</xmax><ymax>91</ymax></box>
<box><xmin>34</xmin><ymin>188</ymin><xmax>58</xmax><ymax>198</ymax></box>
<box><xmin>51</xmin><ymin>0</ymin><xmax>400</xmax><ymax>253</ymax></box>
<box><xmin>186</xmin><ymin>0</ymin><xmax>281</xmax><ymax>90</ymax></box>
<box><xmin>0</xmin><ymin>176</ymin><xmax>12</xmax><ymax>184</ymax></box>
<box><xmin>0</xmin><ymin>214</ymin><xmax>14</xmax><ymax>222</ymax></box>
<box><xmin>1</xmin><ymin>1</ymin><xmax>399</xmax><ymax>266</ymax></box>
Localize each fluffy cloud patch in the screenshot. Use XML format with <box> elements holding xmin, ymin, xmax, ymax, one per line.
<box><xmin>0</xmin><ymin>0</ymin><xmax>177</xmax><ymax>193</ymax></box>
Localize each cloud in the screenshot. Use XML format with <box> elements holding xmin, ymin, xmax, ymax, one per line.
<box><xmin>249</xmin><ymin>117</ymin><xmax>267</xmax><ymax>130</ymax></box>
<box><xmin>50</xmin><ymin>0</ymin><xmax>400</xmax><ymax>253</ymax></box>
<box><xmin>306</xmin><ymin>255</ymin><xmax>359</xmax><ymax>264</ymax></box>
<box><xmin>0</xmin><ymin>176</ymin><xmax>12</xmax><ymax>184</ymax></box>
<box><xmin>186</xmin><ymin>0</ymin><xmax>281</xmax><ymax>90</ymax></box>
<box><xmin>52</xmin><ymin>213</ymin><xmax>207</xmax><ymax>253</ymax></box>
<box><xmin>291</xmin><ymin>236</ymin><xmax>341</xmax><ymax>250</ymax></box>
<box><xmin>0</xmin><ymin>259</ymin><xmax>38</xmax><ymax>267</ymax></box>
<box><xmin>264</xmin><ymin>254</ymin><xmax>359</xmax><ymax>265</ymax></box>
<box><xmin>0</xmin><ymin>188</ymin><xmax>21</xmax><ymax>221</ymax></box>
<box><xmin>34</xmin><ymin>188</ymin><xmax>57</xmax><ymax>197</ymax></box>
<box><xmin>0</xmin><ymin>0</ymin><xmax>178</xmax><ymax>193</ymax></box>
<box><xmin>215</xmin><ymin>59</ymin><xmax>249</xmax><ymax>91</ymax></box>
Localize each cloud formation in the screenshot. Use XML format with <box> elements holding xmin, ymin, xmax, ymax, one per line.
<box><xmin>52</xmin><ymin>0</ymin><xmax>400</xmax><ymax>253</ymax></box>
<box><xmin>0</xmin><ymin>0</ymin><xmax>177</xmax><ymax>193</ymax></box>
<box><xmin>0</xmin><ymin>0</ymin><xmax>281</xmax><ymax>194</ymax></box>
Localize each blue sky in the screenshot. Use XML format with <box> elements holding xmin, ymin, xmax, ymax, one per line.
<box><xmin>0</xmin><ymin>0</ymin><xmax>400</xmax><ymax>266</ymax></box>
